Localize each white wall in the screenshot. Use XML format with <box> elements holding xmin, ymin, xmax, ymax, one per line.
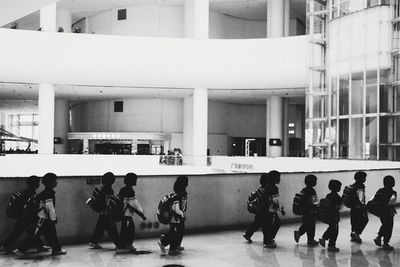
<box><xmin>328</xmin><ymin>5</ymin><xmax>391</xmax><ymax>76</ymax></box>
<box><xmin>71</xmin><ymin>98</ymin><xmax>267</xmax><ymax>155</ymax></box>
<box><xmin>87</xmin><ymin>4</ymin><xmax>184</xmax><ymax>37</ymax></box>
<box><xmin>209</xmin><ymin>11</ymin><xmax>267</xmax><ymax>39</ymax></box>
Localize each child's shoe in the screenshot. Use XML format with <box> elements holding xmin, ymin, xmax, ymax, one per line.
<box><xmin>263</xmin><ymin>242</ymin><xmax>277</xmax><ymax>248</ymax></box>
<box><xmin>327</xmin><ymin>246</ymin><xmax>340</xmax><ymax>252</ymax></box>
<box><xmin>51</xmin><ymin>249</ymin><xmax>67</xmax><ymax>256</ymax></box>
<box><xmin>127</xmin><ymin>245</ymin><xmax>137</xmax><ymax>252</ymax></box>
<box><xmin>158</xmin><ymin>241</ymin><xmax>166</xmax><ymax>254</ymax></box>
<box><xmin>36</xmin><ymin>245</ymin><xmax>51</xmax><ymax>253</ymax></box>
<box><xmin>319</xmin><ymin>238</ymin><xmax>326</xmax><ymax>247</ymax></box>
<box><xmin>382</xmin><ymin>243</ymin><xmax>394</xmax><ymax>251</ymax></box>
<box><xmin>1</xmin><ymin>246</ymin><xmax>12</xmax><ymax>255</ymax></box>
<box><xmin>374</xmin><ymin>236</ymin><xmax>382</xmax><ymax>247</ymax></box>
<box><xmin>351</xmin><ymin>232</ymin><xmax>362</xmax><ymax>243</ymax></box>
<box><xmin>168</xmin><ymin>249</ymin><xmax>181</xmax><ymax>255</ymax></box>
<box><xmin>307</xmin><ymin>240</ymin><xmax>319</xmax><ymax>246</ymax></box>
<box><xmin>116</xmin><ymin>248</ymin><xmax>131</xmax><ymax>254</ymax></box>
<box><xmin>242</xmin><ymin>233</ymin><xmax>252</xmax><ymax>243</ymax></box>
<box><xmin>294</xmin><ymin>231</ymin><xmax>300</xmax><ymax>243</ymax></box>
<box><xmin>88</xmin><ymin>242</ymin><xmax>102</xmax><ymax>249</ymax></box>
<box><xmin>13</xmin><ymin>249</ymin><xmax>26</xmax><ymax>257</ymax></box>
<box><xmin>177</xmin><ymin>246</ymin><xmax>184</xmax><ymax>251</ymax></box>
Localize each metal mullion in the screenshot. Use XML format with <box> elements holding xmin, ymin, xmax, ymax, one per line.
<box><xmin>362</xmin><ymin>70</ymin><xmax>367</xmax><ymax>159</ymax></box>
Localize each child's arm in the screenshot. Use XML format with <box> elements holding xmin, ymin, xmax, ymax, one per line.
<box><xmin>388</xmin><ymin>192</ymin><xmax>397</xmax><ymax>206</ymax></box>
<box><xmin>172</xmin><ymin>200</ymin><xmax>184</xmax><ymax>218</ymax></box>
<box><xmin>45</xmin><ymin>199</ymin><xmax>57</xmax><ymax>222</ymax></box>
<box><xmin>130</xmin><ymin>199</ymin><xmax>146</xmax><ymax>220</ymax></box>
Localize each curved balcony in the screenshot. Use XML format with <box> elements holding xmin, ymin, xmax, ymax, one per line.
<box><xmin>0</xmin><ymin>28</ymin><xmax>308</xmax><ymax>90</ymax></box>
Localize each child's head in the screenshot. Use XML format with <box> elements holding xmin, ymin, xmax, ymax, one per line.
<box><xmin>176</xmin><ymin>175</ymin><xmax>189</xmax><ymax>187</ymax></box>
<box><xmin>260</xmin><ymin>173</ymin><xmax>269</xmax><ymax>187</ymax></box>
<box><xmin>383</xmin><ymin>175</ymin><xmax>395</xmax><ymax>188</ymax></box>
<box><xmin>328</xmin><ymin>179</ymin><xmax>342</xmax><ymax>193</ymax></box>
<box><xmin>26</xmin><ymin>175</ymin><xmax>40</xmax><ymax>190</ymax></box>
<box><xmin>305</xmin><ymin>174</ymin><xmax>317</xmax><ymax>187</ymax></box>
<box><xmin>173</xmin><ymin>180</ymin><xmax>186</xmax><ymax>194</ymax></box>
<box><xmin>354</xmin><ymin>171</ymin><xmax>367</xmax><ymax>184</ymax></box>
<box><xmin>102</xmin><ymin>172</ymin><xmax>115</xmax><ymax>186</ymax></box>
<box><xmin>269</xmin><ymin>170</ymin><xmax>281</xmax><ymax>185</ymax></box>
<box><xmin>124</xmin><ymin>172</ymin><xmax>138</xmax><ymax>186</ymax></box>
<box><xmin>42</xmin><ymin>173</ymin><xmax>58</xmax><ymax>188</ymax></box>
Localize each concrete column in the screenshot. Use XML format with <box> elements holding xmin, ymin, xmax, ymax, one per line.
<box><xmin>267</xmin><ymin>0</ymin><xmax>285</xmax><ymax>38</ymax></box>
<box><xmin>184</xmin><ymin>0</ymin><xmax>209</xmax><ymax>38</ymax></box>
<box><xmin>283</xmin><ymin>98</ymin><xmax>289</xmax><ymax>156</ymax></box>
<box><xmin>57</xmin><ymin>9</ymin><xmax>72</xmax><ymax>33</ymax></box>
<box><xmin>40</xmin><ymin>3</ymin><xmax>57</xmax><ymax>32</ymax></box>
<box><xmin>0</xmin><ymin>113</ymin><xmax>5</xmax><ymax>152</ymax></box>
<box><xmin>38</xmin><ymin>84</ymin><xmax>55</xmax><ymax>154</ymax></box>
<box><xmin>54</xmin><ymin>99</ymin><xmax>69</xmax><ymax>154</ymax></box>
<box><xmin>267</xmin><ymin>96</ymin><xmax>283</xmax><ymax>157</ymax></box>
<box><xmin>183</xmin><ymin>95</ymin><xmax>193</xmax><ymax>162</ymax></box>
<box><xmin>192</xmin><ymin>88</ymin><xmax>208</xmax><ymax>166</ymax></box>
<box><xmin>284</xmin><ymin>0</ymin><xmax>290</xmax><ymax>37</ymax></box>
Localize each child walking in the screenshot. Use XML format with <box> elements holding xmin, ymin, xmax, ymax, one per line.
<box><xmin>158</xmin><ymin>176</ymin><xmax>188</xmax><ymax>255</ymax></box>
<box><xmin>118</xmin><ymin>173</ymin><xmax>146</xmax><ymax>252</ymax></box>
<box><xmin>319</xmin><ymin>180</ymin><xmax>343</xmax><ymax>252</ymax></box>
<box><xmin>294</xmin><ymin>174</ymin><xmax>319</xmax><ymax>246</ymax></box>
<box><xmin>15</xmin><ymin>173</ymin><xmax>66</xmax><ymax>256</ymax></box>
<box><xmin>349</xmin><ymin>171</ymin><xmax>368</xmax><ymax>243</ymax></box>
<box><xmin>88</xmin><ymin>172</ymin><xmax>122</xmax><ymax>252</ymax></box>
<box><xmin>373</xmin><ymin>175</ymin><xmax>397</xmax><ymax>251</ymax></box>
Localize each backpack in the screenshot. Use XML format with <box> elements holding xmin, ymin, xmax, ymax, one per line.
<box><xmin>157</xmin><ymin>193</ymin><xmax>176</xmax><ymax>225</ymax></box>
<box><xmin>292</xmin><ymin>192</ymin><xmax>305</xmax><ymax>216</ymax></box>
<box><xmin>87</xmin><ymin>185</ymin><xmax>106</xmax><ymax>213</ymax></box>
<box><xmin>342</xmin><ymin>185</ymin><xmax>356</xmax><ymax>208</ymax></box>
<box><xmin>317</xmin><ymin>198</ymin><xmax>332</xmax><ymax>224</ymax></box>
<box><xmin>5</xmin><ymin>192</ymin><xmax>25</xmax><ymax>219</ymax></box>
<box><xmin>367</xmin><ymin>191</ymin><xmax>387</xmax><ymax>217</ymax></box>
<box><xmin>247</xmin><ymin>188</ymin><xmax>266</xmax><ymax>214</ymax></box>
<box><xmin>106</xmin><ymin>195</ymin><xmax>125</xmax><ymax>222</ymax></box>
<box><xmin>20</xmin><ymin>194</ymin><xmax>42</xmax><ymax>223</ymax></box>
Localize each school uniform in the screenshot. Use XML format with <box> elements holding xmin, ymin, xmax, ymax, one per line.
<box><xmin>297</xmin><ymin>186</ymin><xmax>318</xmax><ymax>242</ymax></box>
<box><xmin>350</xmin><ymin>182</ymin><xmax>368</xmax><ymax>235</ymax></box>
<box><xmin>18</xmin><ymin>188</ymin><xmax>62</xmax><ymax>253</ymax></box>
<box><xmin>160</xmin><ymin>191</ymin><xmax>187</xmax><ymax>251</ymax></box>
<box><xmin>262</xmin><ymin>184</ymin><xmax>280</xmax><ymax>245</ymax></box>
<box><xmin>375</xmin><ymin>187</ymin><xmax>397</xmax><ymax>244</ymax></box>
<box><xmin>321</xmin><ymin>192</ymin><xmax>343</xmax><ymax>247</ymax></box>
<box><xmin>89</xmin><ymin>185</ymin><xmax>120</xmax><ymax>248</ymax></box>
<box><xmin>3</xmin><ymin>189</ymin><xmax>44</xmax><ymax>251</ymax></box>
<box><xmin>118</xmin><ymin>186</ymin><xmax>144</xmax><ymax>248</ymax></box>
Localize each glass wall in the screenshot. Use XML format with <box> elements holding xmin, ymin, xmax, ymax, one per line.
<box><xmin>5</xmin><ymin>114</ymin><xmax>38</xmax><ymax>152</ymax></box>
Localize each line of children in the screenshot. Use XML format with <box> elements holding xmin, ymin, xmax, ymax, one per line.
<box><xmin>158</xmin><ymin>175</ymin><xmax>188</xmax><ymax>255</ymax></box>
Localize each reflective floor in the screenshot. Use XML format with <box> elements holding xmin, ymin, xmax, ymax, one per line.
<box><xmin>1</xmin><ymin>213</ymin><xmax>400</xmax><ymax>267</ymax></box>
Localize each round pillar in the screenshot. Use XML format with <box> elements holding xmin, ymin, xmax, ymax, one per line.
<box><xmin>57</xmin><ymin>9</ymin><xmax>72</xmax><ymax>33</ymax></box>
<box><xmin>267</xmin><ymin>0</ymin><xmax>285</xmax><ymax>38</ymax></box>
<box><xmin>269</xmin><ymin>96</ymin><xmax>283</xmax><ymax>157</ymax></box>
<box><xmin>54</xmin><ymin>99</ymin><xmax>69</xmax><ymax>154</ymax></box>
<box><xmin>40</xmin><ymin>3</ymin><xmax>57</xmax><ymax>32</ymax></box>
<box><xmin>192</xmin><ymin>88</ymin><xmax>208</xmax><ymax>166</ymax></box>
<box><xmin>183</xmin><ymin>96</ymin><xmax>193</xmax><ymax>162</ymax></box>
<box><xmin>38</xmin><ymin>84</ymin><xmax>55</xmax><ymax>154</ymax></box>
<box><xmin>184</xmin><ymin>0</ymin><xmax>209</xmax><ymax>38</ymax></box>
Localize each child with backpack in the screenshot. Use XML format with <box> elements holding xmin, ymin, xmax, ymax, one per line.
<box><xmin>372</xmin><ymin>175</ymin><xmax>397</xmax><ymax>251</ymax></box>
<box><xmin>88</xmin><ymin>172</ymin><xmax>122</xmax><ymax>252</ymax></box>
<box><xmin>118</xmin><ymin>173</ymin><xmax>147</xmax><ymax>252</ymax></box>
<box><xmin>347</xmin><ymin>171</ymin><xmax>369</xmax><ymax>243</ymax></box>
<box><xmin>319</xmin><ymin>179</ymin><xmax>343</xmax><ymax>252</ymax></box>
<box><xmin>294</xmin><ymin>174</ymin><xmax>319</xmax><ymax>246</ymax></box>
<box><xmin>14</xmin><ymin>173</ymin><xmax>66</xmax><ymax>256</ymax></box>
<box><xmin>158</xmin><ymin>176</ymin><xmax>188</xmax><ymax>255</ymax></box>
<box><xmin>242</xmin><ymin>173</ymin><xmax>268</xmax><ymax>243</ymax></box>
<box><xmin>263</xmin><ymin>170</ymin><xmax>282</xmax><ymax>248</ymax></box>
<box><xmin>1</xmin><ymin>175</ymin><xmax>48</xmax><ymax>254</ymax></box>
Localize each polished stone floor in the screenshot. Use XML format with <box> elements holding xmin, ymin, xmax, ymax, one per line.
<box><xmin>1</xmin><ymin>213</ymin><xmax>400</xmax><ymax>267</ymax></box>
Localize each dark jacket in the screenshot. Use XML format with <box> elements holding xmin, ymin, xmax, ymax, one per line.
<box><xmin>301</xmin><ymin>186</ymin><xmax>318</xmax><ymax>215</ymax></box>
<box><xmin>326</xmin><ymin>192</ymin><xmax>343</xmax><ymax>222</ymax></box>
<box><xmin>376</xmin><ymin>187</ymin><xmax>397</xmax><ymax>216</ymax></box>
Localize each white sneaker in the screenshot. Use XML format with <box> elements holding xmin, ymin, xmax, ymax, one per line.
<box><xmin>13</xmin><ymin>249</ymin><xmax>26</xmax><ymax>257</ymax></box>
<box><xmin>158</xmin><ymin>241</ymin><xmax>166</xmax><ymax>254</ymax></box>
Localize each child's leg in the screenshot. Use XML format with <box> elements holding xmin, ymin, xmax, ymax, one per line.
<box><xmin>380</xmin><ymin>213</ymin><xmax>394</xmax><ymax>244</ymax></box>
<box><xmin>3</xmin><ymin>220</ymin><xmax>24</xmax><ymax>250</ymax></box>
<box><xmin>90</xmin><ymin>215</ymin><xmax>107</xmax><ymax>244</ymax></box>
<box><xmin>161</xmin><ymin>224</ymin><xmax>174</xmax><ymax>247</ymax></box>
<box><xmin>169</xmin><ymin>224</ymin><xmax>180</xmax><ymax>250</ymax></box>
<box><xmin>271</xmin><ymin>214</ymin><xmax>280</xmax><ymax>240</ymax></box>
<box><xmin>245</xmin><ymin>214</ymin><xmax>262</xmax><ymax>237</ymax></box>
<box><xmin>304</xmin><ymin>215</ymin><xmax>316</xmax><ymax>241</ymax></box>
<box><xmin>328</xmin><ymin>223</ymin><xmax>339</xmax><ymax>247</ymax></box>
<box><xmin>176</xmin><ymin>222</ymin><xmax>185</xmax><ymax>247</ymax></box>
<box><xmin>261</xmin><ymin>213</ymin><xmax>273</xmax><ymax>244</ymax></box>
<box><xmin>41</xmin><ymin>220</ymin><xmax>61</xmax><ymax>252</ymax></box>
<box><xmin>126</xmin><ymin>218</ymin><xmax>135</xmax><ymax>246</ymax></box>
<box><xmin>104</xmin><ymin>216</ymin><xmax>120</xmax><ymax>248</ymax></box>
<box><xmin>120</xmin><ymin>217</ymin><xmax>128</xmax><ymax>248</ymax></box>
